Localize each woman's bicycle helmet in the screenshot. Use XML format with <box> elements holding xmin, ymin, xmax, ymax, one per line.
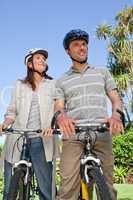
<box><xmin>24</xmin><ymin>48</ymin><xmax>48</xmax><ymax>65</ymax></box>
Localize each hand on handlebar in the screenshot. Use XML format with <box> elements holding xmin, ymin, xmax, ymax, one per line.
<box><xmin>42</xmin><ymin>128</ymin><xmax>54</xmax><ymax>137</ymax></box>
<box><xmin>0</xmin><ymin>118</ymin><xmax>14</xmax><ymax>136</ymax></box>
<box><xmin>57</xmin><ymin>113</ymin><xmax>76</xmax><ymax>137</ymax></box>
<box><xmin>106</xmin><ymin>115</ymin><xmax>124</xmax><ymax>135</ymax></box>
<box><xmin>0</xmin><ymin>124</ymin><xmax>3</xmax><ymax>136</ymax></box>
<box><xmin>0</xmin><ymin>123</ymin><xmax>8</xmax><ymax>136</ymax></box>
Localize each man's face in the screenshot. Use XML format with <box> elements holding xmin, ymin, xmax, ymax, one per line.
<box><xmin>31</xmin><ymin>53</ymin><xmax>47</xmax><ymax>72</ymax></box>
<box><xmin>67</xmin><ymin>39</ymin><xmax>88</xmax><ymax>62</ymax></box>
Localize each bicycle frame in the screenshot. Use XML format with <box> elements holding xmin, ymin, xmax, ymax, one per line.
<box><xmin>4</xmin><ymin>128</ymin><xmax>41</xmax><ymax>199</ymax></box>
<box><xmin>79</xmin><ymin>132</ymin><xmax>101</xmax><ymax>200</ymax></box>
<box><xmin>12</xmin><ymin>136</ymin><xmax>32</xmax><ymax>184</ymax></box>
<box><xmin>76</xmin><ymin>123</ymin><xmax>112</xmax><ymax>200</ymax></box>
<box><xmin>52</xmin><ymin>122</ymin><xmax>111</xmax><ymax>200</ymax></box>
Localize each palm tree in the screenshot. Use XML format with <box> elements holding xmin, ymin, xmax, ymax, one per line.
<box><xmin>96</xmin><ymin>7</ymin><xmax>133</xmax><ymax>91</ymax></box>
<box><xmin>96</xmin><ymin>6</ymin><xmax>133</xmax><ymax>118</ymax></box>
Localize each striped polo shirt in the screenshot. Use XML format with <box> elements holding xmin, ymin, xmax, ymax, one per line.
<box><xmin>55</xmin><ymin>65</ymin><xmax>117</xmax><ymax>123</ymax></box>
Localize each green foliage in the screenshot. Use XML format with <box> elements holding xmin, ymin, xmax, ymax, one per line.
<box><xmin>56</xmin><ymin>160</ymin><xmax>61</xmax><ymax>191</ymax></box>
<box><xmin>114</xmin><ymin>166</ymin><xmax>128</xmax><ymax>183</ymax></box>
<box><xmin>96</xmin><ymin>23</ymin><xmax>112</xmax><ymax>39</ymax></box>
<box><xmin>113</xmin><ymin>129</ymin><xmax>133</xmax><ymax>183</ymax></box>
<box><xmin>0</xmin><ymin>145</ymin><xmax>3</xmax><ymax>156</ymax></box>
<box><xmin>0</xmin><ymin>175</ymin><xmax>3</xmax><ymax>198</ymax></box>
<box><xmin>96</xmin><ymin>6</ymin><xmax>133</xmax><ymax>92</ymax></box>
<box><xmin>113</xmin><ymin>130</ymin><xmax>133</xmax><ymax>168</ymax></box>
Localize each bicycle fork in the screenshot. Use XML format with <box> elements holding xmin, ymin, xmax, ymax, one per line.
<box><xmin>80</xmin><ymin>152</ymin><xmax>102</xmax><ymax>200</ymax></box>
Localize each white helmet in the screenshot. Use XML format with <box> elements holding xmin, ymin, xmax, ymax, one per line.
<box><xmin>24</xmin><ymin>48</ymin><xmax>48</xmax><ymax>65</ymax></box>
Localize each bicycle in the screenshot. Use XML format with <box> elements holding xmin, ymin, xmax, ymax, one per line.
<box><xmin>75</xmin><ymin>123</ymin><xmax>112</xmax><ymax>200</ymax></box>
<box><xmin>51</xmin><ymin>118</ymin><xmax>113</xmax><ymax>200</ymax></box>
<box><xmin>3</xmin><ymin>128</ymin><xmax>42</xmax><ymax>200</ymax></box>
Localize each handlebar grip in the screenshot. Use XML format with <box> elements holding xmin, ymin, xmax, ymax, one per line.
<box><xmin>53</xmin><ymin>129</ymin><xmax>61</xmax><ymax>135</ymax></box>
<box><xmin>51</xmin><ymin>111</ymin><xmax>62</xmax><ymax>129</ymax></box>
<box><xmin>2</xmin><ymin>127</ymin><xmax>14</xmax><ymax>132</ymax></box>
<box><xmin>116</xmin><ymin>109</ymin><xmax>125</xmax><ymax>128</ymax></box>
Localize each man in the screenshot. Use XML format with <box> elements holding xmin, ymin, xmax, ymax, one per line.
<box><xmin>55</xmin><ymin>29</ymin><xmax>123</xmax><ymax>200</ymax></box>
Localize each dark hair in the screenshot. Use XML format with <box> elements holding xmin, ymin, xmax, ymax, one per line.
<box><xmin>22</xmin><ymin>58</ymin><xmax>53</xmax><ymax>91</ymax></box>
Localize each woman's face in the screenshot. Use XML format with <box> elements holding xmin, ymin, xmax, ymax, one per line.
<box><xmin>32</xmin><ymin>53</ymin><xmax>47</xmax><ymax>73</ymax></box>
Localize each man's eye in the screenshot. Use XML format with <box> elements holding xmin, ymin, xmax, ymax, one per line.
<box><xmin>82</xmin><ymin>42</ymin><xmax>87</xmax><ymax>46</ymax></box>
<box><xmin>74</xmin><ymin>43</ymin><xmax>79</xmax><ymax>47</ymax></box>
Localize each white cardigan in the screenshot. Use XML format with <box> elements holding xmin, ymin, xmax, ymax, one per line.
<box><xmin>2</xmin><ymin>79</ymin><xmax>59</xmax><ymax>164</ymax></box>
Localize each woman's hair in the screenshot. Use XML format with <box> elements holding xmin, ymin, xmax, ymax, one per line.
<box><xmin>22</xmin><ymin>57</ymin><xmax>53</xmax><ymax>91</ymax></box>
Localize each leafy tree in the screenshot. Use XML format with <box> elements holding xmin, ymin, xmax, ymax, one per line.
<box><xmin>96</xmin><ymin>6</ymin><xmax>133</xmax><ymax>118</ymax></box>
<box><xmin>113</xmin><ymin>128</ymin><xmax>133</xmax><ymax>183</ymax></box>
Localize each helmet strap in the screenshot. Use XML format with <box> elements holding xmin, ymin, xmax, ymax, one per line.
<box><xmin>32</xmin><ymin>69</ymin><xmax>44</xmax><ymax>77</ymax></box>
<box><xmin>70</xmin><ymin>56</ymin><xmax>88</xmax><ymax>64</ymax></box>
<box><xmin>31</xmin><ymin>61</ymin><xmax>46</xmax><ymax>77</ymax></box>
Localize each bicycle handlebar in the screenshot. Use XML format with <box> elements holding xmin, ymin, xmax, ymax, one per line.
<box><xmin>53</xmin><ymin>122</ymin><xmax>108</xmax><ymax>134</ymax></box>
<box><xmin>53</xmin><ymin>122</ymin><xmax>109</xmax><ymax>144</ymax></box>
<box><xmin>2</xmin><ymin>128</ymin><xmax>42</xmax><ymax>135</ymax></box>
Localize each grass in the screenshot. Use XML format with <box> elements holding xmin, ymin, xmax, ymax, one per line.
<box><xmin>115</xmin><ymin>184</ymin><xmax>133</xmax><ymax>200</ymax></box>
<box><xmin>0</xmin><ymin>176</ymin><xmax>133</xmax><ymax>200</ymax></box>
<box><xmin>93</xmin><ymin>184</ymin><xmax>133</xmax><ymax>200</ymax></box>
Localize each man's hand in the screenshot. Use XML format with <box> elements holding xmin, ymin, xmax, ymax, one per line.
<box><xmin>107</xmin><ymin>115</ymin><xmax>124</xmax><ymax>135</ymax></box>
<box><xmin>57</xmin><ymin>113</ymin><xmax>76</xmax><ymax>137</ymax></box>
<box><xmin>107</xmin><ymin>89</ymin><xmax>125</xmax><ymax>135</ymax></box>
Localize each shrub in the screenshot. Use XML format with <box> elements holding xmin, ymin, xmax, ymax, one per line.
<box><xmin>0</xmin><ymin>175</ymin><xmax>3</xmax><ymax>197</ymax></box>
<box><xmin>56</xmin><ymin>159</ymin><xmax>61</xmax><ymax>191</ymax></box>
<box><xmin>113</xmin><ymin>129</ymin><xmax>133</xmax><ymax>183</ymax></box>
<box><xmin>0</xmin><ymin>145</ymin><xmax>3</xmax><ymax>156</ymax></box>
<box><xmin>113</xmin><ymin>166</ymin><xmax>128</xmax><ymax>183</ymax></box>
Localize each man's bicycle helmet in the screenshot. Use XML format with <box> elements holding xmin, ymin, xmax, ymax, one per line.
<box><xmin>63</xmin><ymin>29</ymin><xmax>89</xmax><ymax>50</ymax></box>
<box><xmin>24</xmin><ymin>48</ymin><xmax>48</xmax><ymax>65</ymax></box>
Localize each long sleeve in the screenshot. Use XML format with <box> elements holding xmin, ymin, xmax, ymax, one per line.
<box><xmin>4</xmin><ymin>81</ymin><xmax>20</xmax><ymax>121</ymax></box>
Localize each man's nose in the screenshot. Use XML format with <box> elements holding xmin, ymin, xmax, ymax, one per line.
<box><xmin>80</xmin><ymin>45</ymin><xmax>85</xmax><ymax>50</ymax></box>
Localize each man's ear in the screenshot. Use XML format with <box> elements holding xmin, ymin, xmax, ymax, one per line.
<box><xmin>66</xmin><ymin>49</ymin><xmax>70</xmax><ymax>55</ymax></box>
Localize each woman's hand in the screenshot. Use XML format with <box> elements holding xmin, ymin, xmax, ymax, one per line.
<box><xmin>0</xmin><ymin>123</ymin><xmax>7</xmax><ymax>136</ymax></box>
<box><xmin>42</xmin><ymin>128</ymin><xmax>54</xmax><ymax>137</ymax></box>
<box><xmin>0</xmin><ymin>124</ymin><xmax>3</xmax><ymax>136</ymax></box>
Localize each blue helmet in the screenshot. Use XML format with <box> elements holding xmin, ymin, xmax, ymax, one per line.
<box><xmin>63</xmin><ymin>29</ymin><xmax>89</xmax><ymax>49</ymax></box>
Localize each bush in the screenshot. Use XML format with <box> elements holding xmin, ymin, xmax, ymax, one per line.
<box><xmin>113</xmin><ymin>166</ymin><xmax>128</xmax><ymax>183</ymax></box>
<box><xmin>56</xmin><ymin>160</ymin><xmax>61</xmax><ymax>191</ymax></box>
<box><xmin>113</xmin><ymin>129</ymin><xmax>133</xmax><ymax>183</ymax></box>
<box><xmin>0</xmin><ymin>145</ymin><xmax>3</xmax><ymax>156</ymax></box>
<box><xmin>0</xmin><ymin>175</ymin><xmax>3</xmax><ymax>198</ymax></box>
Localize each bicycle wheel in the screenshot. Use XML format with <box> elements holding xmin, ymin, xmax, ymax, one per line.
<box><xmin>88</xmin><ymin>167</ymin><xmax>112</xmax><ymax>200</ymax></box>
<box><xmin>7</xmin><ymin>166</ymin><xmax>31</xmax><ymax>200</ymax></box>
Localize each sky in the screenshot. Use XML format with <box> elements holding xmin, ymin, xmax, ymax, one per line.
<box><xmin>0</xmin><ymin>0</ymin><xmax>132</xmax><ymax>143</ymax></box>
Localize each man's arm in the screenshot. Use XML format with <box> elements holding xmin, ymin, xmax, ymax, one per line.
<box><xmin>54</xmin><ymin>100</ymin><xmax>76</xmax><ymax>136</ymax></box>
<box><xmin>107</xmin><ymin>89</ymin><xmax>124</xmax><ymax>134</ymax></box>
<box><xmin>54</xmin><ymin>99</ymin><xmax>65</xmax><ymax>113</ymax></box>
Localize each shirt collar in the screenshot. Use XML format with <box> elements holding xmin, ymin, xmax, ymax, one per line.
<box><xmin>67</xmin><ymin>64</ymin><xmax>91</xmax><ymax>75</ymax></box>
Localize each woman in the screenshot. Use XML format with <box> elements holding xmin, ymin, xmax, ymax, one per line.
<box><xmin>0</xmin><ymin>48</ymin><xmax>58</xmax><ymax>200</ymax></box>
